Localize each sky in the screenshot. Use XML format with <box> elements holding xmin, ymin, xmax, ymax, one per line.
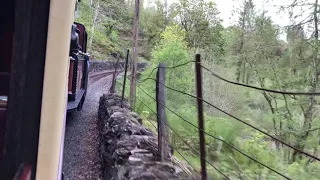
<box><xmin>212</xmin><ymin>0</ymin><xmax>290</xmax><ymax>27</ymax></box>
<box><xmin>144</xmin><ymin>0</ymin><xmax>291</xmax><ymax>26</ymax></box>
<box><xmin>144</xmin><ymin>0</ymin><xmax>312</xmax><ymax>40</ymax></box>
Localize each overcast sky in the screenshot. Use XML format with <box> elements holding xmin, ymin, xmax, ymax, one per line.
<box><xmin>217</xmin><ymin>0</ymin><xmax>291</xmax><ymax>26</ymax></box>
<box><xmin>146</xmin><ymin>0</ymin><xmax>295</xmax><ymax>26</ymax></box>
<box><xmin>144</xmin><ymin>0</ymin><xmax>311</xmax><ymax>40</ymax></box>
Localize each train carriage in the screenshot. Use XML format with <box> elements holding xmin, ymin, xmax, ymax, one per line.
<box><xmin>0</xmin><ymin>0</ymin><xmax>89</xmax><ymax>179</ymax></box>
<box><xmin>67</xmin><ymin>23</ymin><xmax>90</xmax><ymax>111</ymax></box>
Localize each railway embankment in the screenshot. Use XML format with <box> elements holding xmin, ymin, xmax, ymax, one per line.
<box><xmin>98</xmin><ymin>93</ymin><xmax>199</xmax><ymax>180</ymax></box>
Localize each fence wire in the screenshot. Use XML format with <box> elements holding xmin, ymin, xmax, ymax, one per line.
<box><xmin>117</xmin><ymin>81</ymin><xmax>200</xmax><ymax>179</ymax></box>
<box><xmin>135</xmin><ymin>82</ymin><xmax>291</xmax><ymax>180</ymax></box>
<box><xmin>134</xmin><ymin>92</ymin><xmax>229</xmax><ymax>179</ymax></box>
<box><xmin>116</xmin><ymin>58</ymin><xmax>320</xmax><ymax>180</ymax></box>
<box><xmin>139</xmin><ymin>77</ymin><xmax>320</xmax><ymax>162</ymax></box>
<box><xmin>201</xmin><ymin>65</ymin><xmax>320</xmax><ymax>96</ymax></box>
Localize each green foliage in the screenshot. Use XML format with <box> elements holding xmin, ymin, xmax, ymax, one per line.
<box><xmin>151</xmin><ymin>25</ymin><xmax>192</xmax><ymax>100</ymax></box>
<box><xmin>140</xmin><ymin>0</ymin><xmax>166</xmax><ymax>58</ymax></box>
<box><xmin>76</xmin><ymin>0</ymin><xmax>132</xmax><ymax>59</ymax></box>
<box><xmin>109</xmin><ymin>30</ymin><xmax>119</xmax><ymax>42</ymax></box>
<box><xmin>151</xmin><ymin>25</ymin><xmax>189</xmax><ymax>65</ymax></box>
<box><xmin>171</xmin><ymin>0</ymin><xmax>223</xmax><ymax>50</ymax></box>
<box><xmin>98</xmin><ymin>0</ymin><xmax>320</xmax><ymax>178</ymax></box>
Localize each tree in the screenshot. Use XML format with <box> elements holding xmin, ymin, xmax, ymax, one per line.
<box><xmin>278</xmin><ymin>0</ymin><xmax>320</xmax><ymax>161</ymax></box>
<box><xmin>171</xmin><ymin>0</ymin><xmax>224</xmax><ymax>54</ymax></box>
<box><xmin>140</xmin><ymin>1</ymin><xmax>167</xmax><ymax>58</ymax></box>
<box><xmin>234</xmin><ymin>0</ymin><xmax>256</xmax><ymax>83</ymax></box>
<box><xmin>151</xmin><ymin>25</ymin><xmax>191</xmax><ymax>101</ymax></box>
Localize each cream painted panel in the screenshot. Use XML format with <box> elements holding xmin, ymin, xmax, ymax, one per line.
<box><xmin>36</xmin><ymin>0</ymin><xmax>76</xmax><ymax>179</ymax></box>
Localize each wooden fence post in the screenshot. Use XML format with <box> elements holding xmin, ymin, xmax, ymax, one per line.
<box><xmin>121</xmin><ymin>50</ymin><xmax>130</xmax><ymax>108</ymax></box>
<box><xmin>156</xmin><ymin>63</ymin><xmax>169</xmax><ymax>161</ymax></box>
<box><xmin>195</xmin><ymin>54</ymin><xmax>207</xmax><ymax>180</ymax></box>
<box><xmin>130</xmin><ymin>0</ymin><xmax>140</xmax><ymax>109</ymax></box>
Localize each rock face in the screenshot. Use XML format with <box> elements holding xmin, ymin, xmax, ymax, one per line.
<box><xmin>98</xmin><ymin>94</ymin><xmax>199</xmax><ymax>180</ymax></box>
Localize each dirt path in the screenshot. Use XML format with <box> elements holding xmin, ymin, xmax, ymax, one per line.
<box><xmin>62</xmin><ymin>75</ymin><xmax>113</xmax><ymax>180</ymax></box>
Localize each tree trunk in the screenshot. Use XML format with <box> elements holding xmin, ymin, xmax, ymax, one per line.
<box><xmin>269</xmin><ymin>58</ymin><xmax>293</xmax><ymax>146</ymax></box>
<box><xmin>237</xmin><ymin>1</ymin><xmax>250</xmax><ymax>82</ymax></box>
<box><xmin>292</xmin><ymin>0</ymin><xmax>319</xmax><ymax>162</ymax></box>
<box><xmin>249</xmin><ymin>62</ymin><xmax>278</xmax><ymax>138</ymax></box>
<box><xmin>236</xmin><ymin>33</ymin><xmax>245</xmax><ymax>82</ymax></box>
<box><xmin>164</xmin><ymin>0</ymin><xmax>168</xmax><ymax>29</ymax></box>
<box><xmin>89</xmin><ymin>0</ymin><xmax>100</xmax><ymax>51</ymax></box>
<box><xmin>242</xmin><ymin>60</ymin><xmax>246</xmax><ymax>84</ymax></box>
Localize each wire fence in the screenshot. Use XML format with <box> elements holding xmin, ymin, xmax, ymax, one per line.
<box><xmin>113</xmin><ymin>51</ymin><xmax>320</xmax><ymax>180</ymax></box>
<box><xmin>117</xmin><ymin>80</ymin><xmax>200</xmax><ymax>179</ymax></box>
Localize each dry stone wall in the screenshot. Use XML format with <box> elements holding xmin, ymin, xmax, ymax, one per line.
<box><xmin>89</xmin><ymin>60</ymin><xmax>148</xmax><ymax>73</ymax></box>
<box><xmin>98</xmin><ymin>93</ymin><xmax>199</xmax><ymax>180</ymax></box>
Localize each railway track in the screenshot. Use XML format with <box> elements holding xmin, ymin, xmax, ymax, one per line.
<box><xmin>89</xmin><ymin>67</ymin><xmax>144</xmax><ymax>84</ymax></box>
<box><xmin>89</xmin><ymin>70</ymin><xmax>120</xmax><ymax>82</ymax></box>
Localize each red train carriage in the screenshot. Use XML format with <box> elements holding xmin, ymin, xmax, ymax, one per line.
<box><xmin>67</xmin><ymin>23</ymin><xmax>90</xmax><ymax>111</ymax></box>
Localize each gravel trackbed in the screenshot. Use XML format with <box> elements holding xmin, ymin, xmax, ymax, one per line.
<box><xmin>62</xmin><ymin>75</ymin><xmax>113</xmax><ymax>180</ymax></box>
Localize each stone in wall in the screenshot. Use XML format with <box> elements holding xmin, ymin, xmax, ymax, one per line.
<box><xmin>98</xmin><ymin>93</ymin><xmax>200</xmax><ymax>180</ymax></box>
